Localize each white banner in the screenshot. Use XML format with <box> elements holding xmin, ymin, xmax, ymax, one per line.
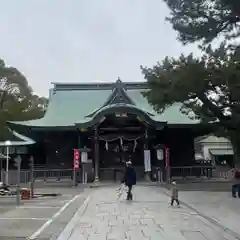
<box><xmin>156</xmin><ymin>149</ymin><xmax>163</xmax><ymax>161</ymax></box>
<box><xmin>144</xmin><ymin>150</ymin><xmax>151</xmax><ymax>172</ymax></box>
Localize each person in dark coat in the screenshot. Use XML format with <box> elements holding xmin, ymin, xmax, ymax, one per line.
<box><xmin>122</xmin><ymin>161</ymin><xmax>136</xmax><ymax>200</ymax></box>
<box><xmin>230</xmin><ymin>165</ymin><xmax>240</xmax><ymax>198</ymax></box>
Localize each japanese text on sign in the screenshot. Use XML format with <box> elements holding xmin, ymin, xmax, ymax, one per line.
<box><xmin>73</xmin><ymin>149</ymin><xmax>80</xmax><ymax>170</ymax></box>
<box><xmin>165</xmin><ymin>146</ymin><xmax>169</xmax><ymax>168</ymax></box>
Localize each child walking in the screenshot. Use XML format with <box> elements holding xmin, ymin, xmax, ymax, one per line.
<box><xmin>170</xmin><ymin>181</ymin><xmax>180</xmax><ymax>207</ymax></box>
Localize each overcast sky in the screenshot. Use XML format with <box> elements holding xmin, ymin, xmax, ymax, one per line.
<box><xmin>0</xmin><ymin>0</ymin><xmax>200</xmax><ymax>97</ymax></box>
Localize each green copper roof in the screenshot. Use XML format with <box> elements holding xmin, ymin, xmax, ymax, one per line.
<box><xmin>75</xmin><ymin>103</ymin><xmax>166</xmax><ymax>129</ymax></box>
<box><xmin>9</xmin><ymin>80</ymin><xmax>199</xmax><ymax>128</ymax></box>
<box><xmin>127</xmin><ymin>89</ymin><xmax>198</xmax><ymax>124</ymax></box>
<box><xmin>11</xmin><ymin>88</ymin><xmax>112</xmax><ymax>127</ymax></box>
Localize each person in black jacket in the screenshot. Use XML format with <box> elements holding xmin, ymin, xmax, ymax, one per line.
<box><xmin>230</xmin><ymin>165</ymin><xmax>240</xmax><ymax>197</ymax></box>
<box><xmin>122</xmin><ymin>161</ymin><xmax>136</xmax><ymax>200</ymax></box>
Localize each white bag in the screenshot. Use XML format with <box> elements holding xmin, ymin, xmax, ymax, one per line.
<box><xmin>116</xmin><ymin>184</ymin><xmax>127</xmax><ymax>199</ymax></box>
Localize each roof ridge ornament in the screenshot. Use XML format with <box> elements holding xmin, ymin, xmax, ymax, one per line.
<box><xmin>116</xmin><ymin>77</ymin><xmax>121</xmax><ymax>84</ymax></box>
<box><xmin>114</xmin><ymin>77</ymin><xmax>126</xmax><ymax>90</ymax></box>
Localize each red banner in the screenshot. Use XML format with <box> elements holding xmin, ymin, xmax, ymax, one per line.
<box><xmin>165</xmin><ymin>145</ymin><xmax>169</xmax><ymax>168</ymax></box>
<box><xmin>73</xmin><ymin>149</ymin><xmax>80</xmax><ymax>170</ymax></box>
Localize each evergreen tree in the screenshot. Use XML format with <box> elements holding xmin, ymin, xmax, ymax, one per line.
<box><xmin>0</xmin><ymin>58</ymin><xmax>48</xmax><ymax>141</ymax></box>
<box><xmin>141</xmin><ymin>44</ymin><xmax>240</xmax><ymax>162</ymax></box>
<box><xmin>164</xmin><ymin>0</ymin><xmax>240</xmax><ymax>45</ymax></box>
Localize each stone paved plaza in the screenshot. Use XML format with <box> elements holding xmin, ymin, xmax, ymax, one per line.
<box><xmin>179</xmin><ymin>190</ymin><xmax>240</xmax><ymax>237</ymax></box>
<box><xmin>57</xmin><ymin>186</ymin><xmax>237</xmax><ymax>240</ymax></box>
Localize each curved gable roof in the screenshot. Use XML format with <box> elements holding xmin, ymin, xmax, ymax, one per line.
<box><xmin>10</xmin><ymin>86</ymin><xmax>112</xmax><ymax>127</ymax></box>
<box><xmin>9</xmin><ymin>80</ymin><xmax>200</xmax><ymax>128</ymax></box>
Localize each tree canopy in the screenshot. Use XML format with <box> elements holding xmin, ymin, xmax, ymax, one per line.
<box><xmin>0</xmin><ymin>59</ymin><xmax>48</xmax><ymax>141</ymax></box>
<box><xmin>141</xmin><ymin>44</ymin><xmax>240</xmax><ymax>161</ymax></box>
<box><xmin>164</xmin><ymin>0</ymin><xmax>240</xmax><ymax>45</ymax></box>
<box><xmin>140</xmin><ymin>0</ymin><xmax>240</xmax><ymax>163</ymax></box>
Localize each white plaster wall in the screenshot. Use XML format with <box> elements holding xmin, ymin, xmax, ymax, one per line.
<box><xmin>202</xmin><ymin>142</ymin><xmax>233</xmax><ymax>161</ymax></box>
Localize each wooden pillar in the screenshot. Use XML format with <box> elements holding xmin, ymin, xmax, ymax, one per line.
<box><xmin>144</xmin><ymin>129</ymin><xmax>149</xmax><ymax>149</ymax></box>
<box><xmin>94</xmin><ymin>126</ymin><xmax>100</xmax><ymax>183</ymax></box>
<box><xmin>77</xmin><ymin>133</ymin><xmax>81</xmax><ymax>148</ymax></box>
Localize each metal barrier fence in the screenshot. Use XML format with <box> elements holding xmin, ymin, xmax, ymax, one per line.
<box><xmin>0</xmin><ymin>169</ymin><xmax>75</xmax><ymax>185</ymax></box>
<box><xmin>169</xmin><ymin>166</ymin><xmax>235</xmax><ymax>181</ymax></box>
<box><xmin>33</xmin><ymin>169</ymin><xmax>73</xmax><ymax>181</ymax></box>
<box><xmin>0</xmin><ymin>170</ymin><xmax>30</xmax><ymax>185</ymax></box>
<box><xmin>170</xmin><ymin>165</ymin><xmax>214</xmax><ymax>179</ymax></box>
<box><xmin>0</xmin><ymin>166</ymin><xmax>232</xmax><ymax>185</ymax></box>
<box><xmin>218</xmin><ymin>171</ymin><xmax>234</xmax><ymax>180</ymax></box>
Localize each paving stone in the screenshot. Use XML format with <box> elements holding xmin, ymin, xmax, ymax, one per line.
<box><xmin>108</xmin><ymin>215</ymin><xmax>117</xmax><ymax>221</ymax></box>
<box><xmin>125</xmin><ymin>229</ymin><xmax>145</xmax><ymax>239</ymax></box>
<box><xmin>179</xmin><ymin>190</ymin><xmax>240</xmax><ymax>237</ymax></box>
<box><xmin>139</xmin><ymin>218</ymin><xmax>155</xmax><ymax>225</ymax></box>
<box><xmin>162</xmin><ymin>227</ymin><xmax>187</xmax><ymax>240</ymax></box>
<box><xmin>108</xmin><ymin>219</ymin><xmax>124</xmax><ymax>227</ymax></box>
<box><xmin>129</xmin><ymin>214</ymin><xmax>142</xmax><ymax>220</ymax></box>
<box><xmin>141</xmin><ymin>226</ymin><xmax>163</xmax><ymax>237</ymax></box>
<box><xmin>94</xmin><ymin>226</ymin><xmax>112</xmax><ymax>234</ymax></box>
<box><xmin>58</xmin><ymin>186</ymin><xmax>238</xmax><ymax>240</ymax></box>
<box><xmin>145</xmin><ymin>231</ymin><xmax>163</xmax><ymax>240</ymax></box>
<box><xmin>111</xmin><ymin>211</ymin><xmax>121</xmax><ymax>216</ymax></box>
<box><xmin>68</xmin><ymin>231</ymin><xmax>86</xmax><ymax>240</ymax></box>
<box><xmin>88</xmin><ymin>233</ymin><xmax>107</xmax><ymax>240</ymax></box>
<box><xmin>153</xmin><ymin>217</ymin><xmax>168</xmax><ymax>225</ymax></box>
<box><xmin>123</xmin><ymin>219</ymin><xmax>140</xmax><ymax>226</ymax></box>
<box><xmin>96</xmin><ymin>212</ymin><xmax>109</xmax><ymax>217</ymax></box>
<box><xmin>182</xmin><ymin>230</ymin><xmax>208</xmax><ymax>240</ymax></box>
<box><xmin>107</xmin><ymin>230</ymin><xmax>126</xmax><ymax>239</ymax></box>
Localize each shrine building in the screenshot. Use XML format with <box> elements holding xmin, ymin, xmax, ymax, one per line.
<box><xmin>8</xmin><ymin>79</ymin><xmax>212</xmax><ymax>182</ymax></box>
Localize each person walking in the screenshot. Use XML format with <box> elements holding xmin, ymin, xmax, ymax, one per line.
<box><xmin>122</xmin><ymin>161</ymin><xmax>136</xmax><ymax>200</ymax></box>
<box><xmin>230</xmin><ymin>165</ymin><xmax>240</xmax><ymax>198</ymax></box>
<box><xmin>169</xmin><ymin>181</ymin><xmax>180</xmax><ymax>207</ymax></box>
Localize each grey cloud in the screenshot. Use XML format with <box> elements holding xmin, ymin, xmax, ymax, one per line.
<box><xmin>0</xmin><ymin>0</ymin><xmax>200</xmax><ymax>96</ymax></box>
